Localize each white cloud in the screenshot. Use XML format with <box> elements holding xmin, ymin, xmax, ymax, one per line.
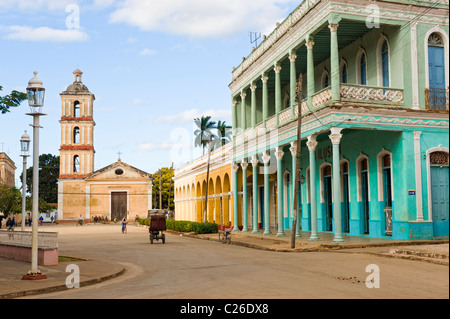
<box><xmin>3</xmin><ymin>25</ymin><xmax>89</xmax><ymax>42</ymax></box>
<box><xmin>137</xmin><ymin>140</ymin><xmax>178</xmax><ymax>152</ymax></box>
<box><xmin>139</xmin><ymin>48</ymin><xmax>158</xmax><ymax>56</ymax></box>
<box><xmin>109</xmin><ymin>0</ymin><xmax>297</xmax><ymax>38</ymax></box>
<box><xmin>155</xmin><ymin>108</ymin><xmax>231</xmax><ymax>124</ymax></box>
<box><xmin>0</xmin><ymin>0</ymin><xmax>79</xmax><ymax>12</ymax></box>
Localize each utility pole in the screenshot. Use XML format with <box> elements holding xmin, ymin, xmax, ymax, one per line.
<box><xmin>291</xmin><ymin>73</ymin><xmax>303</xmax><ymax>249</ymax></box>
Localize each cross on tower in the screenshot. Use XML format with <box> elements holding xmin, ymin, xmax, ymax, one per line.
<box><xmin>117</xmin><ymin>151</ymin><xmax>122</xmax><ymax>160</ymax></box>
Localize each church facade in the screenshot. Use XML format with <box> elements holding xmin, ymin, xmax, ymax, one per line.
<box><xmin>57</xmin><ymin>70</ymin><xmax>153</xmax><ymax>222</ymax></box>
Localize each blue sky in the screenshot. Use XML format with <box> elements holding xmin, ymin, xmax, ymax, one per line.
<box><xmin>0</xmin><ymin>0</ymin><xmax>299</xmax><ymax>184</ymax></box>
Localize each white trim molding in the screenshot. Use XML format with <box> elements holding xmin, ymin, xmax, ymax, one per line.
<box><xmin>356</xmin><ymin>153</ymin><xmax>370</xmax><ymax>202</ymax></box>
<box><xmin>424</xmin><ymin>26</ymin><xmax>449</xmax><ymax>90</ymax></box>
<box><xmin>376</xmin><ymin>148</ymin><xmax>394</xmax><ymax>202</ymax></box>
<box><xmin>413</xmin><ymin>131</ymin><xmax>424</xmax><ymax>221</ymax></box>
<box><xmin>426</xmin><ymin>145</ymin><xmax>449</xmax><ymax>221</ymax></box>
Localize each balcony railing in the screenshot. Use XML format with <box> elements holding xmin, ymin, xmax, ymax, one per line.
<box><xmin>425</xmin><ymin>87</ymin><xmax>449</xmax><ymax>111</ymax></box>
<box><xmin>340</xmin><ymin>84</ymin><xmax>404</xmax><ymax>105</ymax></box>
<box><xmin>235</xmin><ymin>84</ymin><xmax>408</xmax><ymax>142</ymax></box>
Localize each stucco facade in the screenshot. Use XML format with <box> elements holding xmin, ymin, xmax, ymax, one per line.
<box><xmin>0</xmin><ymin>152</ymin><xmax>16</xmax><ymax>188</ymax></box>
<box><xmin>229</xmin><ymin>0</ymin><xmax>449</xmax><ymax>241</ymax></box>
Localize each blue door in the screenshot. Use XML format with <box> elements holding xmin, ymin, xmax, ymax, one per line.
<box><xmin>342</xmin><ymin>162</ymin><xmax>350</xmax><ymax>233</ymax></box>
<box><xmin>259</xmin><ymin>187</ymin><xmax>264</xmax><ymax>229</ymax></box>
<box><xmin>382</xmin><ymin>155</ymin><xmax>393</xmax><ymax>236</ymax></box>
<box><xmin>360</xmin><ymin>53</ymin><xmax>367</xmax><ymax>85</ymax></box>
<box><xmin>324</xmin><ymin>166</ymin><xmax>333</xmax><ymax>231</ymax></box>
<box><xmin>382</xmin><ymin>41</ymin><xmax>389</xmax><ymax>87</ymax></box>
<box><xmin>361</xmin><ymin>170</ymin><xmax>370</xmax><ymax>234</ymax></box>
<box><xmin>428</xmin><ymin>34</ymin><xmax>445</xmax><ymax>109</ymax></box>
<box><xmin>285</xmin><ymin>178</ymin><xmax>291</xmax><ymax>230</ymax></box>
<box><xmin>431</xmin><ymin>165</ymin><xmax>449</xmax><ymax>237</ymax></box>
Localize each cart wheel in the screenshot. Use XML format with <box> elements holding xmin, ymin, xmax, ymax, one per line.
<box><xmin>162</xmin><ymin>234</ymin><xmax>165</xmax><ymax>244</ymax></box>
<box><xmin>150</xmin><ymin>234</ymin><xmax>154</xmax><ymax>244</ymax></box>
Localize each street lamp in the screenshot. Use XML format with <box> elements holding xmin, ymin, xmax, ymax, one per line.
<box><xmin>22</xmin><ymin>71</ymin><xmax>47</xmax><ymax>280</ymax></box>
<box><xmin>20</xmin><ymin>130</ymin><xmax>30</xmax><ymax>232</ymax></box>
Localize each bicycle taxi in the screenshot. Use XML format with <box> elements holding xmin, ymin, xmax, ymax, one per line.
<box><xmin>147</xmin><ymin>210</ymin><xmax>167</xmax><ymax>244</ymax></box>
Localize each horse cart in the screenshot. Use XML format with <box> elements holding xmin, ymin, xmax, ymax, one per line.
<box><xmin>148</xmin><ymin>210</ymin><xmax>166</xmax><ymax>244</ymax></box>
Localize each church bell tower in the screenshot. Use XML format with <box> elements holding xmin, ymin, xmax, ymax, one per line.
<box><xmin>59</xmin><ymin>69</ymin><xmax>96</xmax><ymax>179</ymax></box>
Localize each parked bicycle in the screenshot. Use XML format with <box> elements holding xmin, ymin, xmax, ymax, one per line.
<box><xmin>219</xmin><ymin>228</ymin><xmax>231</xmax><ymax>244</ymax></box>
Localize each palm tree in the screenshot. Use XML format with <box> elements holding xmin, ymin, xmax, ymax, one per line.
<box><xmin>215</xmin><ymin>120</ymin><xmax>232</xmax><ymax>147</ymax></box>
<box><xmin>194</xmin><ymin>116</ymin><xmax>216</xmax><ymax>155</ymax></box>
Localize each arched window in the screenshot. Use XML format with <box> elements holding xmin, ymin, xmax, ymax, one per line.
<box><xmin>73</xmin><ymin>127</ymin><xmax>80</xmax><ymax>144</ymax></box>
<box><xmin>360</xmin><ymin>53</ymin><xmax>367</xmax><ymax>85</ymax></box>
<box><xmin>73</xmin><ymin>155</ymin><xmax>80</xmax><ymax>173</ymax></box>
<box><xmin>381</xmin><ymin>40</ymin><xmax>389</xmax><ymax>87</ymax></box>
<box><xmin>427</xmin><ymin>33</ymin><xmax>446</xmax><ymax>110</ymax></box>
<box><xmin>74</xmin><ymin>101</ymin><xmax>80</xmax><ymax>117</ymax></box>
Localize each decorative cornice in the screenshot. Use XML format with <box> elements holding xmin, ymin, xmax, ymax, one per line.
<box><xmin>59</xmin><ymin>174</ymin><xmax>90</xmax><ymax>179</ymax></box>
<box><xmin>61</xmin><ymin>117</ymin><xmax>94</xmax><ymax>122</ymax></box>
<box><xmin>60</xmin><ymin>145</ymin><xmax>94</xmax><ymax>150</ymax></box>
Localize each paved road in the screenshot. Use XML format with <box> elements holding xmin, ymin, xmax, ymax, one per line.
<box><xmin>27</xmin><ymin>224</ymin><xmax>448</xmax><ymax>299</ymax></box>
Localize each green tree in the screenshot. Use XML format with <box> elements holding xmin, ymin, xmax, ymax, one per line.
<box><xmin>194</xmin><ymin>116</ymin><xmax>216</xmax><ymax>155</ymax></box>
<box><xmin>215</xmin><ymin>120</ymin><xmax>232</xmax><ymax>147</ymax></box>
<box><xmin>0</xmin><ymin>86</ymin><xmax>28</xmax><ymax>114</ymax></box>
<box><xmin>152</xmin><ymin>167</ymin><xmax>174</xmax><ymax>210</ymax></box>
<box><xmin>0</xmin><ymin>185</ymin><xmax>22</xmax><ymax>217</ymax></box>
<box><xmin>22</xmin><ymin>154</ymin><xmax>60</xmax><ymax>204</ymax></box>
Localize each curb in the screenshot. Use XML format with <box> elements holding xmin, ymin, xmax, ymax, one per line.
<box><xmin>0</xmin><ymin>261</ymin><xmax>126</xmax><ymax>299</ymax></box>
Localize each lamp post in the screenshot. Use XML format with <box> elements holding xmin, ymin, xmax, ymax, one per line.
<box><xmin>22</xmin><ymin>71</ymin><xmax>47</xmax><ymax>280</ymax></box>
<box><xmin>20</xmin><ymin>131</ymin><xmax>30</xmax><ymax>232</ymax></box>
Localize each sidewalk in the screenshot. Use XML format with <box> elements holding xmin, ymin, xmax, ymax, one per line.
<box><xmin>0</xmin><ymin>226</ymin><xmax>448</xmax><ymax>299</ymax></box>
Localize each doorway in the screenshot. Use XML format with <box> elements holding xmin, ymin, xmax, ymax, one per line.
<box><xmin>323</xmin><ymin>165</ymin><xmax>333</xmax><ymax>231</ymax></box>
<box><xmin>111</xmin><ymin>192</ymin><xmax>127</xmax><ymax>221</ymax></box>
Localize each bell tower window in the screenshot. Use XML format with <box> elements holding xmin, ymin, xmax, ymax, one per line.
<box><xmin>74</xmin><ymin>101</ymin><xmax>80</xmax><ymax>117</ymax></box>
<box><xmin>73</xmin><ymin>127</ymin><xmax>80</xmax><ymax>144</ymax></box>
<box><xmin>73</xmin><ymin>155</ymin><xmax>80</xmax><ymax>173</ymax></box>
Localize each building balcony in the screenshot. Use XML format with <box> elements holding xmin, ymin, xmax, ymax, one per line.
<box><xmin>235</xmin><ymin>84</ymin><xmax>406</xmax><ymax>144</ymax></box>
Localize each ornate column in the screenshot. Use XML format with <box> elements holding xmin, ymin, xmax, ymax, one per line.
<box><xmin>307</xmin><ymin>134</ymin><xmax>320</xmax><ymax>241</ymax></box>
<box><xmin>241</xmin><ymin>90</ymin><xmax>247</xmax><ymax>131</ymax></box>
<box><xmin>274</xmin><ymin>63</ymin><xmax>282</xmax><ymax>125</ymax></box>
<box><xmin>241</xmin><ymin>158</ymin><xmax>249</xmax><ymax>232</ymax></box>
<box><xmin>262</xmin><ymin>73</ymin><xmax>269</xmax><ymax>128</ymax></box>
<box><xmin>251</xmin><ymin>155</ymin><xmax>260</xmax><ymax>234</ymax></box>
<box><xmin>306</xmin><ymin>40</ymin><xmax>315</xmax><ymax>110</ymax></box>
<box><xmin>232</xmin><ymin>161</ymin><xmax>240</xmax><ymax>231</ymax></box>
<box><xmin>289</xmin><ymin>52</ymin><xmax>297</xmax><ymax>120</ymax></box>
<box><xmin>329</xmin><ymin>127</ymin><xmax>345</xmax><ymax>244</ymax></box>
<box><xmin>251</xmin><ymin>83</ymin><xmax>257</xmax><ymax>129</ymax></box>
<box><xmin>329</xmin><ymin>23</ymin><xmax>340</xmax><ymax>101</ymax></box>
<box><xmin>414</xmin><ymin>131</ymin><xmax>424</xmax><ymax>221</ymax></box>
<box><xmin>290</xmin><ymin>141</ymin><xmax>301</xmax><ymax>238</ymax></box>
<box><xmin>262</xmin><ymin>150</ymin><xmax>272</xmax><ymax>235</ymax></box>
<box><xmin>275</xmin><ymin>146</ymin><xmax>285</xmax><ymax>236</ymax></box>
<box><xmin>232</xmin><ymin>100</ymin><xmax>238</xmax><ymax>137</ymax></box>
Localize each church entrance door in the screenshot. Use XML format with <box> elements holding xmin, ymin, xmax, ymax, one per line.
<box><xmin>111</xmin><ymin>192</ymin><xmax>127</xmax><ymax>221</ymax></box>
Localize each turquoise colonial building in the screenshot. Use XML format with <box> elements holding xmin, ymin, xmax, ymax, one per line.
<box><xmin>229</xmin><ymin>0</ymin><xmax>449</xmax><ymax>241</ymax></box>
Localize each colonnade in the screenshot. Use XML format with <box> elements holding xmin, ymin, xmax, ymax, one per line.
<box><xmin>232</xmin><ymin>127</ymin><xmax>346</xmax><ymax>244</ymax></box>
